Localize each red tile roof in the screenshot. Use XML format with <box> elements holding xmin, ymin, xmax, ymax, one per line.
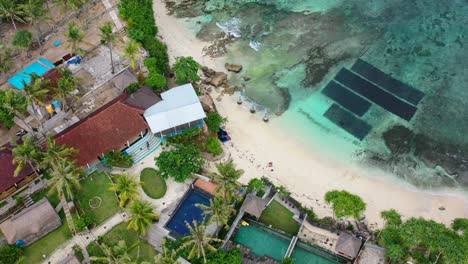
<box><xmin>0</xmin><ymin>144</ymin><xmax>34</xmax><ymax>193</ymax></box>
<box><xmin>54</xmin><ymin>95</ymin><xmax>148</xmax><ymax>167</ymax></box>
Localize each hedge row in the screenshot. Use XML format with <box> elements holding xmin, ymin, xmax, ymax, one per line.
<box><xmin>118</xmin><ymin>0</ymin><xmax>169</xmax><ymax>87</ymax></box>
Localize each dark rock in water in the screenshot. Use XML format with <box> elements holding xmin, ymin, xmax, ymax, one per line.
<box><xmin>303</xmin><ymin>45</ymin><xmax>350</xmax><ymax>88</ymax></box>
<box><xmin>243</xmin><ymin>76</ymin><xmax>251</xmax><ymax>81</ymax></box>
<box><xmin>383</xmin><ymin>125</ymin><xmax>414</xmax><ymax>154</ymax></box>
<box><xmin>225</xmin><ymin>63</ymin><xmax>243</xmax><ymax>73</ymax></box>
<box><xmin>201</xmin><ymin>67</ymin><xmax>216</xmax><ymax>78</ymax></box>
<box><xmin>276</xmin><ymin>88</ymin><xmax>291</xmax><ymax>115</ymax></box>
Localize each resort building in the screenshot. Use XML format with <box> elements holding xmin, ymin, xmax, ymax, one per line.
<box><xmin>240</xmin><ymin>193</ymin><xmax>268</xmax><ymax>219</ymax></box>
<box><xmin>54</xmin><ymin>93</ymin><xmax>152</xmax><ymax>171</ymax></box>
<box><xmin>356</xmin><ymin>242</ymin><xmax>386</xmax><ymax>264</ymax></box>
<box><xmin>335</xmin><ymin>232</ymin><xmax>363</xmax><ymax>260</ymax></box>
<box><xmin>0</xmin><ymin>198</ymin><xmax>61</xmax><ymax>245</ymax></box>
<box><xmin>0</xmin><ymin>144</ymin><xmax>36</xmax><ymax>201</ymax></box>
<box><xmin>144</xmin><ymin>83</ymin><xmax>206</xmax><ymax>138</ymax></box>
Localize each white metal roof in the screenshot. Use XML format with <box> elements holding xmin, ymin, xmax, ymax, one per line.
<box><xmin>143</xmin><ymin>84</ymin><xmax>206</xmax><ymax>134</ymax></box>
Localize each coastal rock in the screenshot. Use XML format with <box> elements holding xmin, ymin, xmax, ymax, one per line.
<box><xmin>201</xmin><ymin>67</ymin><xmax>216</xmax><ymax>78</ymax></box>
<box><xmin>200</xmin><ymin>94</ymin><xmax>216</xmax><ymax>112</ymax></box>
<box><xmin>383</xmin><ymin>125</ymin><xmax>414</xmax><ymax>154</ymax></box>
<box><xmin>210</xmin><ymin>72</ymin><xmax>227</xmax><ymax>87</ymax></box>
<box><xmin>303</xmin><ymin>45</ymin><xmax>350</xmax><ymax>87</ymax></box>
<box><xmin>225</xmin><ymin>63</ymin><xmax>243</xmax><ymax>73</ymax></box>
<box><xmin>223</xmin><ymin>86</ymin><xmax>241</xmax><ymax>95</ymax></box>
<box><xmin>243</xmin><ymin>76</ymin><xmax>251</xmax><ymax>81</ymax></box>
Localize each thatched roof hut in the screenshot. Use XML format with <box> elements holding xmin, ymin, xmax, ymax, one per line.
<box><xmin>240</xmin><ymin>193</ymin><xmax>268</xmax><ymax>219</ymax></box>
<box><xmin>0</xmin><ymin>198</ymin><xmax>61</xmax><ymax>245</ymax></box>
<box><xmin>335</xmin><ymin>232</ymin><xmax>362</xmax><ymax>259</ymax></box>
<box><xmin>356</xmin><ymin>243</ymin><xmax>386</xmax><ymax>264</ymax></box>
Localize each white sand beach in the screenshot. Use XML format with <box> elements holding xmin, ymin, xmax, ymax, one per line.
<box><xmin>153</xmin><ymin>0</ymin><xmax>467</xmax><ymax>228</ymax></box>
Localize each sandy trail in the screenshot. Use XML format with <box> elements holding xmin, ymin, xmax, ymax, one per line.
<box><xmin>153</xmin><ymin>0</ymin><xmax>467</xmax><ymax>228</ymax></box>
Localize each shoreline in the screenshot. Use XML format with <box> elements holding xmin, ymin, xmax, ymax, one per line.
<box><xmin>152</xmin><ymin>0</ymin><xmax>467</xmax><ymax>228</ymax></box>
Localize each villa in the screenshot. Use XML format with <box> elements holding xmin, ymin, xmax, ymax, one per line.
<box><xmin>144</xmin><ymin>83</ymin><xmax>206</xmax><ymax>137</ymax></box>
<box><xmin>0</xmin><ymin>198</ymin><xmax>61</xmax><ymax>245</ymax></box>
<box><xmin>0</xmin><ymin>144</ymin><xmax>37</xmax><ymax>201</ymax></box>
<box><xmin>54</xmin><ymin>93</ymin><xmax>151</xmax><ymax>171</ymax></box>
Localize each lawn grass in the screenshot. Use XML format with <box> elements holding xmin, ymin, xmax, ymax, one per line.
<box><xmin>76</xmin><ymin>172</ymin><xmax>120</xmax><ymax>225</ymax></box>
<box><xmin>140</xmin><ymin>168</ymin><xmax>167</xmax><ymax>199</ymax></box>
<box><xmin>23</xmin><ymin>220</ymin><xmax>72</xmax><ymax>263</ymax></box>
<box><xmin>88</xmin><ymin>223</ymin><xmax>157</xmax><ymax>262</ymax></box>
<box><xmin>259</xmin><ymin>200</ymin><xmax>300</xmax><ymax>235</ymax></box>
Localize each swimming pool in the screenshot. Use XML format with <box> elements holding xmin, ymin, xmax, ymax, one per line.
<box><xmin>234</xmin><ymin>221</ymin><xmax>292</xmax><ymax>261</ymax></box>
<box><xmin>165</xmin><ymin>188</ymin><xmax>212</xmax><ymax>237</ymax></box>
<box><xmin>8</xmin><ymin>58</ymin><xmax>55</xmax><ymax>89</ymax></box>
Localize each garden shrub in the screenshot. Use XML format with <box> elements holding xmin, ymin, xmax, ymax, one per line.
<box><xmin>247</xmin><ymin>178</ymin><xmax>265</xmax><ymax>193</ymax></box>
<box><xmin>125</xmin><ymin>82</ymin><xmax>141</xmax><ymax>94</ymax></box>
<box><xmin>103</xmin><ymin>151</ymin><xmax>134</xmax><ymax>168</ymax></box>
<box><xmin>205</xmin><ymin>111</ymin><xmax>226</xmax><ymax>133</ymax></box>
<box><xmin>0</xmin><ymin>245</ymin><xmax>23</xmax><ymax>264</ymax></box>
<box><xmin>155</xmin><ymin>143</ymin><xmax>204</xmax><ymax>182</ymax></box>
<box><xmin>319</xmin><ymin>216</ymin><xmax>335</xmax><ymax>227</ymax></box>
<box><xmin>303</xmin><ymin>207</ymin><xmax>318</xmax><ymax>223</ymax></box>
<box><xmin>206</xmin><ymin>137</ymin><xmax>222</xmax><ymax>156</ymax></box>
<box><xmin>145</xmin><ymin>71</ymin><xmax>167</xmax><ymax>90</ymax></box>
<box><xmin>142</xmin><ymin>38</ymin><xmax>169</xmax><ymax>74</ymax></box>
<box><xmin>75</xmin><ymin>214</ymin><xmax>96</xmax><ymax>232</ymax></box>
<box><xmin>166</xmin><ymin>127</ymin><xmax>202</xmax><ymax>145</ymax></box>
<box><xmin>118</xmin><ymin>0</ymin><xmax>157</xmax><ymax>42</ymax></box>
<box><xmin>173</xmin><ymin>56</ymin><xmax>201</xmax><ymax>84</ymax></box>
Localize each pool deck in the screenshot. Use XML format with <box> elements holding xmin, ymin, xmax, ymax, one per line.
<box><xmin>298</xmin><ymin>222</ymin><xmax>339</xmax><ymax>253</ymax></box>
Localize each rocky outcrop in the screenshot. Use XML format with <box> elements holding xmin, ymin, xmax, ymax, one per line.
<box><xmin>225</xmin><ymin>63</ymin><xmax>243</xmax><ymax>73</ymax></box>
<box><xmin>209</xmin><ymin>72</ymin><xmax>228</xmax><ymax>87</ymax></box>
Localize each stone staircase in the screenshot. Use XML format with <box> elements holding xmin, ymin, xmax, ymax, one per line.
<box><xmin>24</xmin><ymin>194</ymin><xmax>34</xmax><ymax>207</ymax></box>
<box><xmin>124</xmin><ymin>133</ymin><xmax>161</xmax><ymax>163</ymax></box>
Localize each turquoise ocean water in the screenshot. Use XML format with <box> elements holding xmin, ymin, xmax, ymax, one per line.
<box><xmin>169</xmin><ymin>0</ymin><xmax>468</xmax><ymax>190</ymax></box>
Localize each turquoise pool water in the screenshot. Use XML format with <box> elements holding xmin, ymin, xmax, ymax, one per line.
<box><xmin>234</xmin><ymin>221</ymin><xmax>291</xmax><ymax>261</ymax></box>
<box><xmin>8</xmin><ymin>58</ymin><xmax>55</xmax><ymax>89</ymax></box>
<box><xmin>291</xmin><ymin>242</ymin><xmax>347</xmax><ymax>264</ymax></box>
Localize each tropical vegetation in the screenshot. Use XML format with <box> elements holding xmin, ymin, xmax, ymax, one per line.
<box><xmin>181</xmin><ymin>220</ymin><xmax>222</xmax><ymax>263</ymax></box>
<box><xmin>205</xmin><ymin>111</ymin><xmax>226</xmax><ymax>133</ymax></box>
<box><xmin>155</xmin><ymin>143</ymin><xmax>204</xmax><ymax>182</ymax></box>
<box><xmin>197</xmin><ymin>197</ymin><xmax>235</xmax><ymax>228</ymax></box>
<box><xmin>103</xmin><ymin>151</ymin><xmax>134</xmax><ymax>168</ymax></box>
<box><xmin>108</xmin><ymin>173</ymin><xmax>141</xmax><ymax>207</ymax></box>
<box><xmin>211</xmin><ymin>160</ymin><xmax>243</xmax><ymax>202</ymax></box>
<box><xmin>126</xmin><ymin>199</ymin><xmax>158</xmax><ymax>236</ymax></box>
<box><xmin>173</xmin><ymin>56</ymin><xmax>201</xmax><ymax>84</ymax></box>
<box><xmin>99</xmin><ymin>21</ymin><xmax>116</xmax><ymax>74</ymax></box>
<box><xmin>324</xmin><ymin>190</ymin><xmax>366</xmax><ymax>219</ymax></box>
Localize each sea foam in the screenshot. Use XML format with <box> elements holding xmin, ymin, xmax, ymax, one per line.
<box><xmin>216</xmin><ymin>17</ymin><xmax>242</xmax><ymax>38</ymax></box>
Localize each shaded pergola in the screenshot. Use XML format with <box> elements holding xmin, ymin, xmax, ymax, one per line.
<box><xmin>240</xmin><ymin>193</ymin><xmax>268</xmax><ymax>219</ymax></box>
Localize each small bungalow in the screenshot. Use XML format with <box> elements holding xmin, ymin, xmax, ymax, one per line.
<box><xmin>335</xmin><ymin>232</ymin><xmax>363</xmax><ymax>260</ymax></box>
<box><xmin>144</xmin><ymin>84</ymin><xmax>206</xmax><ymax>137</ymax></box>
<box><xmin>0</xmin><ymin>144</ymin><xmax>36</xmax><ymax>201</ymax></box>
<box><xmin>54</xmin><ymin>93</ymin><xmax>150</xmax><ymax>171</ymax></box>
<box><xmin>240</xmin><ymin>193</ymin><xmax>268</xmax><ymax>219</ymax></box>
<box><xmin>0</xmin><ymin>198</ymin><xmax>61</xmax><ymax>245</ymax></box>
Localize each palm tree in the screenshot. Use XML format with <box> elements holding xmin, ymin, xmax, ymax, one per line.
<box><xmin>22</xmin><ymin>74</ymin><xmax>50</xmax><ymax>135</ymax></box>
<box><xmin>181</xmin><ymin>220</ymin><xmax>222</xmax><ymax>263</ymax></box>
<box><xmin>0</xmin><ymin>0</ymin><xmax>25</xmax><ymax>31</ymax></box>
<box><xmin>55</xmin><ymin>68</ymin><xmax>78</xmax><ymax>111</ymax></box>
<box><xmin>12</xmin><ymin>136</ymin><xmax>43</xmax><ymax>176</ymax></box>
<box><xmin>41</xmin><ymin>134</ymin><xmax>78</xmax><ymax>169</ymax></box>
<box><xmin>154</xmin><ymin>239</ymin><xmax>180</xmax><ymax>264</ymax></box>
<box><xmin>122</xmin><ymin>40</ymin><xmax>141</xmax><ymax>70</ymax></box>
<box><xmin>90</xmin><ymin>240</ymin><xmax>137</xmax><ymax>264</ymax></box>
<box><xmin>19</xmin><ymin>0</ymin><xmax>49</xmax><ymax>54</ymax></box>
<box><xmin>196</xmin><ymin>197</ymin><xmax>235</xmax><ymax>228</ymax></box>
<box><xmin>48</xmin><ymin>159</ymin><xmax>82</xmax><ymax>234</ymax></box>
<box><xmin>99</xmin><ymin>22</ymin><xmax>117</xmax><ymax>74</ymax></box>
<box><xmin>2</xmin><ymin>89</ymin><xmax>35</xmax><ymax>134</ymax></box>
<box><xmin>211</xmin><ymin>160</ymin><xmax>243</xmax><ymax>202</ymax></box>
<box><xmin>65</xmin><ymin>22</ymin><xmax>84</xmax><ymax>55</ymax></box>
<box><xmin>108</xmin><ymin>174</ymin><xmax>141</xmax><ymax>208</ymax></box>
<box><xmin>126</xmin><ymin>200</ymin><xmax>158</xmax><ymax>236</ymax></box>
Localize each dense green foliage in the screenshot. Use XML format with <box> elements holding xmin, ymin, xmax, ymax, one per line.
<box><xmin>140</xmin><ymin>168</ymin><xmax>167</xmax><ymax>199</ymax></box>
<box><xmin>205</xmin><ymin>136</ymin><xmax>222</xmax><ymax>156</ymax></box>
<box><xmin>0</xmin><ymin>245</ymin><xmax>23</xmax><ymax>264</ymax></box>
<box><xmin>0</xmin><ymin>90</ymin><xmax>17</xmax><ymax>128</ymax></box>
<box><xmin>379</xmin><ymin>215</ymin><xmax>468</xmax><ymax>263</ymax></box>
<box><xmin>166</xmin><ymin>127</ymin><xmax>202</xmax><ymax>145</ymax></box>
<box><xmin>103</xmin><ymin>151</ymin><xmax>133</xmax><ymax>168</ymax></box>
<box><xmin>452</xmin><ymin>218</ymin><xmax>468</xmax><ymax>232</ymax></box>
<box><xmin>173</xmin><ymin>56</ymin><xmax>201</xmax><ymax>84</ymax></box>
<box><xmin>205</xmin><ymin>111</ymin><xmax>226</xmax><ymax>133</ymax></box>
<box><xmin>165</xmin><ymin>238</ymin><xmax>242</xmax><ymax>264</ymax></box>
<box><xmin>155</xmin><ymin>143</ymin><xmax>204</xmax><ymax>182</ymax></box>
<box><xmin>119</xmin><ymin>0</ymin><xmax>169</xmax><ymax>75</ymax></box>
<box><xmin>146</xmin><ymin>71</ymin><xmax>167</xmax><ymax>90</ymax></box>
<box><xmin>247</xmin><ymin>178</ymin><xmax>265</xmax><ymax>193</ymax></box>
<box><xmin>304</xmin><ymin>207</ymin><xmax>318</xmax><ymax>223</ymax></box>
<box><xmin>12</xmin><ymin>29</ymin><xmax>32</xmax><ymax>50</ymax></box>
<box><xmin>324</xmin><ymin>190</ymin><xmax>366</xmax><ymax>219</ymax></box>
<box><xmin>75</xmin><ymin>214</ymin><xmax>95</xmax><ymax>232</ymax></box>
<box><xmin>125</xmin><ymin>82</ymin><xmax>141</xmax><ymax>94</ymax></box>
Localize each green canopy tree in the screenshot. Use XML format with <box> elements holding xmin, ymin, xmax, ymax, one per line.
<box><xmin>22</xmin><ymin>74</ymin><xmax>51</xmax><ymax>136</ymax></box>
<box><xmin>126</xmin><ymin>200</ymin><xmax>158</xmax><ymax>236</ymax></box>
<box><xmin>12</xmin><ymin>30</ymin><xmax>33</xmax><ymax>57</ymax></box>
<box><xmin>48</xmin><ymin>159</ymin><xmax>82</xmax><ymax>234</ymax></box>
<box><xmin>154</xmin><ymin>239</ymin><xmax>180</xmax><ymax>264</ymax></box>
<box><xmin>99</xmin><ymin>22</ymin><xmax>117</xmax><ymax>74</ymax></box>
<box><xmin>65</xmin><ymin>22</ymin><xmax>85</xmax><ymax>55</ymax></box>
<box><xmin>0</xmin><ymin>0</ymin><xmax>25</xmax><ymax>31</ymax></box>
<box><xmin>108</xmin><ymin>174</ymin><xmax>141</xmax><ymax>208</ymax></box>
<box><xmin>40</xmin><ymin>134</ymin><xmax>78</xmax><ymax>170</ymax></box>
<box><xmin>0</xmin><ymin>47</ymin><xmax>12</xmax><ymax>74</ymax></box>
<box><xmin>19</xmin><ymin>0</ymin><xmax>49</xmax><ymax>54</ymax></box>
<box><xmin>0</xmin><ymin>89</ymin><xmax>32</xmax><ymax>132</ymax></box>
<box><xmin>55</xmin><ymin>68</ymin><xmax>78</xmax><ymax>111</ymax></box>
<box><xmin>12</xmin><ymin>136</ymin><xmax>43</xmax><ymax>176</ymax></box>
<box><xmin>155</xmin><ymin>143</ymin><xmax>204</xmax><ymax>182</ymax></box>
<box><xmin>196</xmin><ymin>197</ymin><xmax>235</xmax><ymax>228</ymax></box>
<box><xmin>324</xmin><ymin>190</ymin><xmax>366</xmax><ymax>219</ymax></box>
<box><xmin>181</xmin><ymin>220</ymin><xmax>222</xmax><ymax>263</ymax></box>
<box><xmin>90</xmin><ymin>240</ymin><xmax>137</xmax><ymax>264</ymax></box>
<box><xmin>173</xmin><ymin>57</ymin><xmax>201</xmax><ymax>84</ymax></box>
<box><xmin>211</xmin><ymin>160</ymin><xmax>243</xmax><ymax>202</ymax></box>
